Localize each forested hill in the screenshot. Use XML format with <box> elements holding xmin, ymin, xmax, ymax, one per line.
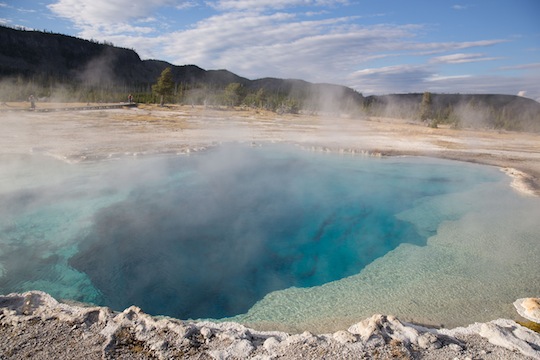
<box><xmin>0</xmin><ymin>25</ymin><xmax>246</xmax><ymax>86</ymax></box>
<box><xmin>1</xmin><ymin>25</ymin><xmax>540</xmax><ymax>131</ymax></box>
<box><xmin>0</xmin><ymin>25</ymin><xmax>361</xmax><ymax>108</ymax></box>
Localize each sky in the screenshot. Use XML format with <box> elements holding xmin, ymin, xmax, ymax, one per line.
<box><xmin>1</xmin><ymin>0</ymin><xmax>540</xmax><ymax>100</ymax></box>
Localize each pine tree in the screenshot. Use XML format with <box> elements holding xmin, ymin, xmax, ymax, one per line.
<box><xmin>152</xmin><ymin>67</ymin><xmax>174</xmax><ymax>106</ymax></box>
<box><xmin>223</xmin><ymin>83</ymin><xmax>244</xmax><ymax>107</ymax></box>
<box><xmin>420</xmin><ymin>91</ymin><xmax>432</xmax><ymax>121</ymax></box>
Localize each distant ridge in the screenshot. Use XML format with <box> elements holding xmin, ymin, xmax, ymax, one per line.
<box><xmin>1</xmin><ymin>25</ymin><xmax>539</xmax><ymax>131</ymax></box>
<box><xmin>0</xmin><ymin>25</ymin><xmax>355</xmax><ymax>95</ymax></box>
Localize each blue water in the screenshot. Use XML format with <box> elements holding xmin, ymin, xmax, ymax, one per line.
<box><xmin>1</xmin><ymin>144</ymin><xmax>526</xmax><ymax>327</ymax></box>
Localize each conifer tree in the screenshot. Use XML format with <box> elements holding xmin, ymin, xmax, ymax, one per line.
<box><xmin>223</xmin><ymin>82</ymin><xmax>243</xmax><ymax>107</ymax></box>
<box><xmin>152</xmin><ymin>67</ymin><xmax>174</xmax><ymax>106</ymax></box>
<box><xmin>420</xmin><ymin>91</ymin><xmax>432</xmax><ymax>121</ymax></box>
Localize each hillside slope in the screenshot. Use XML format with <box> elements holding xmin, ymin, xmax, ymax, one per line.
<box><xmin>1</xmin><ymin>25</ymin><xmax>539</xmax><ymax>131</ymax></box>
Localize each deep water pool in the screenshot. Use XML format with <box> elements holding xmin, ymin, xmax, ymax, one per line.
<box><xmin>1</xmin><ymin>144</ymin><xmax>539</xmax><ymax>333</ymax></box>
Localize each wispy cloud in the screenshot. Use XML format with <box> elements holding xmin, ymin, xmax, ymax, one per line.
<box><xmin>48</xmin><ymin>0</ymin><xmax>175</xmax><ymax>34</ymax></box>
<box><xmin>0</xmin><ymin>2</ymin><xmax>37</xmax><ymax>13</ymax></box>
<box><xmin>347</xmin><ymin>65</ymin><xmax>433</xmax><ymax>94</ymax></box>
<box><xmin>159</xmin><ymin>12</ymin><xmax>420</xmax><ymax>82</ymax></box>
<box><xmin>347</xmin><ymin>63</ymin><xmax>540</xmax><ymax>99</ymax></box>
<box><xmin>430</xmin><ymin>53</ymin><xmax>501</xmax><ymax>64</ymax></box>
<box><xmin>499</xmin><ymin>62</ymin><xmax>540</xmax><ymax>71</ymax></box>
<box><xmin>425</xmin><ymin>74</ymin><xmax>472</xmax><ymax>82</ymax></box>
<box><xmin>211</xmin><ymin>0</ymin><xmax>350</xmax><ymax>11</ymax></box>
<box><xmin>410</xmin><ymin>39</ymin><xmax>507</xmax><ymax>56</ymax></box>
<box><xmin>176</xmin><ymin>1</ymin><xmax>199</xmax><ymax>10</ymax></box>
<box><xmin>452</xmin><ymin>4</ymin><xmax>471</xmax><ymax>11</ymax></box>
<box><xmin>42</xmin><ymin>0</ymin><xmax>539</xmax><ymax>99</ymax></box>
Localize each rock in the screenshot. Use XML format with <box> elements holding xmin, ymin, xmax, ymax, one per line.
<box><xmin>333</xmin><ymin>330</ymin><xmax>357</xmax><ymax>344</ymax></box>
<box><xmin>479</xmin><ymin>321</ymin><xmax>540</xmax><ymax>359</ymax></box>
<box><xmin>210</xmin><ymin>339</ymin><xmax>255</xmax><ymax>360</ymax></box>
<box><xmin>2</xmin><ymin>291</ymin><xmax>540</xmax><ymax>359</ymax></box>
<box><xmin>514</xmin><ymin>297</ymin><xmax>540</xmax><ymax>324</ymax></box>
<box><xmin>348</xmin><ymin>314</ymin><xmax>426</xmax><ymax>348</ymax></box>
<box><xmin>348</xmin><ymin>314</ymin><xmax>386</xmax><ymax>342</ymax></box>
<box><xmin>417</xmin><ymin>332</ymin><xmax>442</xmax><ymax>350</ymax></box>
<box><xmin>263</xmin><ymin>336</ymin><xmax>280</xmax><ymax>353</ymax></box>
<box><xmin>447</xmin><ymin>343</ymin><xmax>463</xmax><ymax>352</ymax></box>
<box><xmin>200</xmin><ymin>326</ymin><xmax>213</xmax><ymax>340</ymax></box>
<box><xmin>283</xmin><ymin>331</ymin><xmax>319</xmax><ymax>347</ymax></box>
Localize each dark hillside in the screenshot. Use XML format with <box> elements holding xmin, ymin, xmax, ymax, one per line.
<box><xmin>0</xmin><ymin>25</ymin><xmax>141</xmax><ymax>83</ymax></box>
<box><xmin>0</xmin><ymin>26</ymin><xmax>248</xmax><ymax>87</ymax></box>
<box><xmin>0</xmin><ymin>25</ymin><xmax>538</xmax><ymax>131</ymax></box>
<box><xmin>0</xmin><ymin>26</ymin><xmax>362</xmax><ymax>109</ymax></box>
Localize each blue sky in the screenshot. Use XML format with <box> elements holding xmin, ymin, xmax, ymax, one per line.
<box><xmin>1</xmin><ymin>1</ymin><xmax>540</xmax><ymax>100</ymax></box>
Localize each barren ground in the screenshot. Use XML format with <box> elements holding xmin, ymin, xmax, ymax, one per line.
<box><xmin>1</xmin><ymin>102</ymin><xmax>539</xmax><ymax>196</ymax></box>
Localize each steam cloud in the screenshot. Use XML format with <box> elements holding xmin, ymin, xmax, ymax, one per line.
<box><xmin>0</xmin><ymin>145</ymin><xmax>508</xmax><ymax>322</ymax></box>
<box><xmin>68</xmin><ymin>145</ymin><xmax>428</xmax><ymax>319</ymax></box>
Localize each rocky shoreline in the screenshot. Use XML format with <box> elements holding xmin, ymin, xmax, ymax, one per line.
<box><xmin>1</xmin><ymin>291</ymin><xmax>539</xmax><ymax>359</ymax></box>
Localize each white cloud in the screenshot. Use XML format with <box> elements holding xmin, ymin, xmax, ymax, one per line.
<box><xmin>176</xmin><ymin>1</ymin><xmax>199</xmax><ymax>10</ymax></box>
<box><xmin>430</xmin><ymin>53</ymin><xmax>500</xmax><ymax>64</ymax></box>
<box><xmin>48</xmin><ymin>0</ymin><xmax>176</xmax><ymax>35</ymax></box>
<box><xmin>425</xmin><ymin>74</ymin><xmax>472</xmax><ymax>82</ymax></box>
<box><xmin>409</xmin><ymin>39</ymin><xmax>507</xmax><ymax>56</ymax></box>
<box><xmin>43</xmin><ymin>0</ymin><xmax>539</xmax><ymax>100</ymax></box>
<box><xmin>347</xmin><ymin>65</ymin><xmax>433</xmax><ymax>94</ymax></box>
<box><xmin>159</xmin><ymin>12</ymin><xmax>419</xmax><ymax>82</ymax></box>
<box><xmin>452</xmin><ymin>4</ymin><xmax>471</xmax><ymax>11</ymax></box>
<box><xmin>0</xmin><ymin>2</ymin><xmax>37</xmax><ymax>13</ymax></box>
<box><xmin>152</xmin><ymin>6</ymin><xmax>509</xmax><ymax>90</ymax></box>
<box><xmin>344</xmin><ymin>63</ymin><xmax>540</xmax><ymax>100</ymax></box>
<box><xmin>211</xmin><ymin>0</ymin><xmax>349</xmax><ymax>11</ymax></box>
<box><xmin>499</xmin><ymin>62</ymin><xmax>540</xmax><ymax>71</ymax></box>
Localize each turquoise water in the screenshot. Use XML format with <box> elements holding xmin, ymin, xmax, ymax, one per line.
<box><xmin>1</xmin><ymin>144</ymin><xmax>539</xmax><ymax>332</ymax></box>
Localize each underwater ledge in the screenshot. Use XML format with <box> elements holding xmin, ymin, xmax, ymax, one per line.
<box><xmin>1</xmin><ymin>291</ymin><xmax>539</xmax><ymax>359</ymax></box>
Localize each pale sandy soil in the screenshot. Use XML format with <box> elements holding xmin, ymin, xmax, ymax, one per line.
<box><xmin>1</xmin><ymin>102</ymin><xmax>539</xmax><ymax>196</ymax></box>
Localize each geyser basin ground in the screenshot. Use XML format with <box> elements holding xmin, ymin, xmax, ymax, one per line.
<box><xmin>0</xmin><ymin>144</ymin><xmax>539</xmax><ymax>333</ymax></box>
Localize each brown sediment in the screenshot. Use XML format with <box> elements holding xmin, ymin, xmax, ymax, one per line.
<box><xmin>1</xmin><ymin>103</ymin><xmax>539</xmax><ymax>195</ymax></box>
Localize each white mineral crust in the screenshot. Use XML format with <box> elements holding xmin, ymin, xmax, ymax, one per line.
<box><xmin>1</xmin><ymin>291</ymin><xmax>540</xmax><ymax>359</ymax></box>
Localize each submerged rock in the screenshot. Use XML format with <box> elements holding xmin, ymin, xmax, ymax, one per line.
<box><xmin>1</xmin><ymin>291</ymin><xmax>539</xmax><ymax>359</ymax></box>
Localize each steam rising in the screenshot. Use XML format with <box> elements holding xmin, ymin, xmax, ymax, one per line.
<box><xmin>68</xmin><ymin>145</ymin><xmax>428</xmax><ymax>319</ymax></box>
<box><xmin>0</xmin><ymin>144</ymin><xmax>510</xmax><ymax>324</ymax></box>
<box><xmin>0</xmin><ymin>146</ymin><xmax>540</xmax><ymax>332</ymax></box>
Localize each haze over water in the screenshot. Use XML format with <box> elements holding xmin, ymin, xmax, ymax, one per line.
<box><xmin>0</xmin><ymin>144</ymin><xmax>539</xmax><ymax>333</ymax></box>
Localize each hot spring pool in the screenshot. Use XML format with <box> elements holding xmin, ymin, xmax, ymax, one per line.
<box><xmin>1</xmin><ymin>144</ymin><xmax>539</xmax><ymax>333</ymax></box>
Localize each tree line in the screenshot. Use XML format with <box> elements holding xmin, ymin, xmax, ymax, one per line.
<box><xmin>1</xmin><ymin>67</ymin><xmax>305</xmax><ymax>113</ymax></box>
<box><xmin>2</xmin><ymin>68</ymin><xmax>538</xmax><ymax>132</ymax></box>
<box><xmin>363</xmin><ymin>91</ymin><xmax>540</xmax><ymax>132</ymax></box>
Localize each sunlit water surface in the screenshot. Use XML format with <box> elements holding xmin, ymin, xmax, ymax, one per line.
<box><xmin>0</xmin><ymin>144</ymin><xmax>539</xmax><ymax>333</ymax></box>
